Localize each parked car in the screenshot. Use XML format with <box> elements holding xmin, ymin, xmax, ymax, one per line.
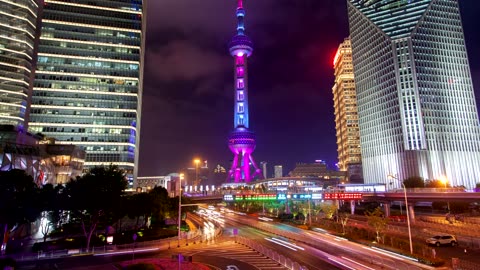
<box><xmin>426</xmin><ymin>235</ymin><xmax>457</xmax><ymax>247</ymax></box>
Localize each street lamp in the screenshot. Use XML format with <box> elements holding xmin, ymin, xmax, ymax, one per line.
<box><xmin>439</xmin><ymin>176</ymin><xmax>450</xmax><ymax>213</ymax></box>
<box><xmin>388</xmin><ymin>174</ymin><xmax>413</xmax><ymax>255</ymax></box>
<box><xmin>440</xmin><ymin>176</ymin><xmax>448</xmax><ymax>188</ymax></box>
<box><xmin>177</xmin><ymin>173</ymin><xmax>184</xmax><ymax>248</ymax></box>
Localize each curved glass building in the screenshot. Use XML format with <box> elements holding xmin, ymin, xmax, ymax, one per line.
<box><xmin>0</xmin><ymin>0</ymin><xmax>39</xmax><ymax>129</ymax></box>
<box><xmin>28</xmin><ymin>0</ymin><xmax>146</xmax><ymax>185</ymax></box>
<box><xmin>347</xmin><ymin>0</ymin><xmax>480</xmax><ymax>189</ymax></box>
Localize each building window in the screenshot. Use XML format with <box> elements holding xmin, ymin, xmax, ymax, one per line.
<box><xmin>237</xmin><ymin>91</ymin><xmax>244</xmax><ymax>101</ymax></box>
<box><xmin>236</xmin><ymin>67</ymin><xmax>244</xmax><ymax>77</ymax></box>
<box><xmin>237</xmin><ymin>79</ymin><xmax>244</xmax><ymax>89</ymax></box>
<box><xmin>238</xmin><ymin>103</ymin><xmax>244</xmax><ymax>113</ymax></box>
<box><xmin>236</xmin><ymin>56</ymin><xmax>244</xmax><ymax>65</ymax></box>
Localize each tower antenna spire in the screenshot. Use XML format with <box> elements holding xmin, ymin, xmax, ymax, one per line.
<box><xmin>226</xmin><ymin>0</ymin><xmax>262</xmax><ymax>183</ymax></box>
<box><xmin>235</xmin><ymin>0</ymin><xmax>245</xmax><ymax>35</ymax></box>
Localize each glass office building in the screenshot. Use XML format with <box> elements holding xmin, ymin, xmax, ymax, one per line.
<box><xmin>0</xmin><ymin>0</ymin><xmax>39</xmax><ymax>129</ymax></box>
<box><xmin>347</xmin><ymin>0</ymin><xmax>480</xmax><ymax>189</ymax></box>
<box><xmin>28</xmin><ymin>0</ymin><xmax>145</xmax><ymax>185</ymax></box>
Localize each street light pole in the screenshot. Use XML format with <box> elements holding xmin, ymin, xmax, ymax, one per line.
<box><xmin>402</xmin><ymin>182</ymin><xmax>413</xmax><ymax>255</ymax></box>
<box><xmin>177</xmin><ymin>174</ymin><xmax>184</xmax><ymax>248</ymax></box>
<box><xmin>308</xmin><ymin>195</ymin><xmax>312</xmax><ymax>226</ymax></box>
<box><xmin>440</xmin><ymin>176</ymin><xmax>450</xmax><ymax>213</ymax></box>
<box><xmin>388</xmin><ymin>174</ymin><xmax>413</xmax><ymax>254</ymax></box>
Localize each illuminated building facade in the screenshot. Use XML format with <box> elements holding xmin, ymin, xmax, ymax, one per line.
<box><xmin>0</xmin><ymin>125</ymin><xmax>85</xmax><ymax>185</ymax></box>
<box><xmin>227</xmin><ymin>0</ymin><xmax>262</xmax><ymax>183</ymax></box>
<box><xmin>0</xmin><ymin>0</ymin><xmax>39</xmax><ymax>129</ymax></box>
<box><xmin>347</xmin><ymin>0</ymin><xmax>480</xmax><ymax>189</ymax></box>
<box><xmin>332</xmin><ymin>38</ymin><xmax>362</xmax><ymax>181</ymax></box>
<box><xmin>136</xmin><ymin>175</ymin><xmax>171</xmax><ymax>192</ymax></box>
<box><xmin>211</xmin><ymin>164</ymin><xmax>227</xmax><ymax>187</ymax></box>
<box><xmin>45</xmin><ymin>141</ymin><xmax>85</xmax><ymax>185</ymax></box>
<box><xmin>288</xmin><ymin>162</ymin><xmax>347</xmax><ymax>182</ymax></box>
<box><xmin>28</xmin><ymin>0</ymin><xmax>146</xmax><ymax>186</ymax></box>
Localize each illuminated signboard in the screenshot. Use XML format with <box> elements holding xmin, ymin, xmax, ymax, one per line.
<box><xmin>223</xmin><ymin>193</ymin><xmax>325</xmax><ymax>201</ymax></box>
<box><xmin>239</xmin><ymin>194</ymin><xmax>277</xmax><ymax>201</ymax></box>
<box><xmin>256</xmin><ymin>194</ymin><xmax>277</xmax><ymax>200</ymax></box>
<box><xmin>324</xmin><ymin>193</ymin><xmax>362</xmax><ymax>200</ymax></box>
<box><xmin>291</xmin><ymin>194</ymin><xmax>312</xmax><ymax>200</ymax></box>
<box><xmin>277</xmin><ymin>194</ymin><xmax>318</xmax><ymax>200</ymax></box>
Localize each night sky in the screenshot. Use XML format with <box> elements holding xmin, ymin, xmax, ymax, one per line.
<box><xmin>138</xmin><ymin>0</ymin><xmax>480</xmax><ymax>177</ymax></box>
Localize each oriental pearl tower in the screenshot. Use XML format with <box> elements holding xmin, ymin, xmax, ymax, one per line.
<box><xmin>227</xmin><ymin>0</ymin><xmax>262</xmax><ymax>183</ymax></box>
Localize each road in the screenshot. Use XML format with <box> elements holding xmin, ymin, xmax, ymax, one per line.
<box><xmin>221</xmin><ymin>212</ymin><xmax>436</xmax><ymax>270</ymax></box>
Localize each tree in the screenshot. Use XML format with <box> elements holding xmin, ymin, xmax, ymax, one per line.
<box><xmin>127</xmin><ymin>192</ymin><xmax>153</xmax><ymax>228</ymax></box>
<box><xmin>65</xmin><ymin>165</ymin><xmax>127</xmax><ymax>251</ymax></box>
<box><xmin>165</xmin><ymin>194</ymin><xmax>197</xmax><ymax>228</ymax></box>
<box><xmin>37</xmin><ymin>184</ymin><xmax>68</xmax><ymax>243</ymax></box>
<box><xmin>338</xmin><ymin>212</ymin><xmax>350</xmax><ymax>234</ymax></box>
<box><xmin>365</xmin><ymin>207</ymin><xmax>389</xmax><ymax>243</ymax></box>
<box><xmin>319</xmin><ymin>202</ymin><xmax>337</xmax><ymax>219</ymax></box>
<box><xmin>425</xmin><ymin>179</ymin><xmax>445</xmax><ymax>188</ymax></box>
<box><xmin>403</xmin><ymin>176</ymin><xmax>424</xmax><ymax>188</ymax></box>
<box><xmin>0</xmin><ymin>169</ymin><xmax>41</xmax><ymax>254</ymax></box>
<box><xmin>149</xmin><ymin>187</ymin><xmax>170</xmax><ymax>226</ymax></box>
<box><xmin>39</xmin><ymin>184</ymin><xmax>54</xmax><ymax>242</ymax></box>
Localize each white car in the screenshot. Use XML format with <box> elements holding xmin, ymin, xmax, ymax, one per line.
<box><xmin>426</xmin><ymin>235</ymin><xmax>457</xmax><ymax>247</ymax></box>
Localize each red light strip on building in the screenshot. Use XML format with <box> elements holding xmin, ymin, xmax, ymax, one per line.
<box><xmin>324</xmin><ymin>193</ymin><xmax>362</xmax><ymax>200</ymax></box>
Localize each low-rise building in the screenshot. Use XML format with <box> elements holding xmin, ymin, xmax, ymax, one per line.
<box><xmin>0</xmin><ymin>125</ymin><xmax>85</xmax><ymax>185</ymax></box>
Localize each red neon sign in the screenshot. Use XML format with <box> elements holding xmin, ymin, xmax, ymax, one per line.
<box><xmin>324</xmin><ymin>193</ymin><xmax>362</xmax><ymax>200</ymax></box>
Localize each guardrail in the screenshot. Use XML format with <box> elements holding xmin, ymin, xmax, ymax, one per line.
<box><xmin>236</xmin><ymin>236</ymin><xmax>308</xmax><ymax>270</ymax></box>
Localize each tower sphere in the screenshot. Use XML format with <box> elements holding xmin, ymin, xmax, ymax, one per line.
<box><xmin>229</xmin><ymin>34</ymin><xmax>253</xmax><ymax>57</ymax></box>
<box><xmin>228</xmin><ymin>128</ymin><xmax>256</xmax><ymax>153</ymax></box>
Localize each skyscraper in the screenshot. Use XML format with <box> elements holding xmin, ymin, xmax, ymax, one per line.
<box><xmin>260</xmin><ymin>161</ymin><xmax>267</xmax><ymax>179</ymax></box>
<box><xmin>274</xmin><ymin>165</ymin><xmax>283</xmax><ymax>178</ymax></box>
<box><xmin>28</xmin><ymin>0</ymin><xmax>146</xmax><ymax>185</ymax></box>
<box><xmin>227</xmin><ymin>0</ymin><xmax>262</xmax><ymax>183</ymax></box>
<box><xmin>347</xmin><ymin>0</ymin><xmax>480</xmax><ymax>189</ymax></box>
<box><xmin>332</xmin><ymin>38</ymin><xmax>362</xmax><ymax>180</ymax></box>
<box><xmin>0</xmin><ymin>0</ymin><xmax>39</xmax><ymax>129</ymax></box>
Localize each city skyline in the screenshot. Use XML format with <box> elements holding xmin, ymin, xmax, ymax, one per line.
<box><xmin>140</xmin><ymin>0</ymin><xmax>480</xmax><ymax>177</ymax></box>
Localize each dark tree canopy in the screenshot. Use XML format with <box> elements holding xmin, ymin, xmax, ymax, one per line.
<box><xmin>403</xmin><ymin>176</ymin><xmax>425</xmax><ymax>188</ymax></box>
<box><xmin>64</xmin><ymin>165</ymin><xmax>128</xmax><ymax>250</ymax></box>
<box><xmin>425</xmin><ymin>179</ymin><xmax>445</xmax><ymax>188</ymax></box>
<box><xmin>66</xmin><ymin>165</ymin><xmax>127</xmax><ymax>211</ymax></box>
<box><xmin>0</xmin><ymin>169</ymin><xmax>41</xmax><ymax>227</ymax></box>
